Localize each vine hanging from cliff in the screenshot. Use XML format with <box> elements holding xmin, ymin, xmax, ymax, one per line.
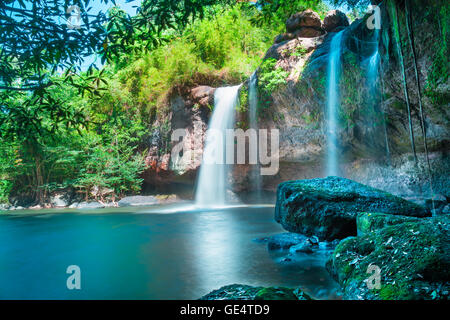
<box><xmin>389</xmin><ymin>0</ymin><xmax>417</xmax><ymax>163</ymax></box>
<box><xmin>404</xmin><ymin>0</ymin><xmax>435</xmax><ymax>201</ymax></box>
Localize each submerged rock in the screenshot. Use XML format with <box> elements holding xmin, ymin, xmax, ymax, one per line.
<box><xmin>267</xmin><ymin>232</ymin><xmax>308</xmax><ymax>250</ymax></box>
<box><xmin>275</xmin><ymin>177</ymin><xmax>430</xmax><ymax>240</ymax></box>
<box><xmin>200</xmin><ymin>284</ymin><xmax>311</xmax><ymax>300</ymax></box>
<box><xmin>289</xmin><ymin>241</ymin><xmax>314</xmax><ymax>254</ymax></box>
<box><xmin>326</xmin><ymin>215</ymin><xmax>450</xmax><ymax>300</ymax></box>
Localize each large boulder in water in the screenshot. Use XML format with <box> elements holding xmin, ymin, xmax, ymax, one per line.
<box><xmin>275</xmin><ymin>176</ymin><xmax>430</xmax><ymax>240</ymax></box>
<box><xmin>326</xmin><ymin>215</ymin><xmax>450</xmax><ymax>300</ymax></box>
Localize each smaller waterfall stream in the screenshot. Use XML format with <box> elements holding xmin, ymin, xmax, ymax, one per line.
<box><xmin>367</xmin><ymin>28</ymin><xmax>390</xmax><ymax>164</ymax></box>
<box><xmin>195</xmin><ymin>85</ymin><xmax>241</xmax><ymax>207</ymax></box>
<box><xmin>326</xmin><ymin>30</ymin><xmax>344</xmax><ymax>177</ymax></box>
<box><xmin>248</xmin><ymin>72</ymin><xmax>262</xmax><ymax>202</ymax></box>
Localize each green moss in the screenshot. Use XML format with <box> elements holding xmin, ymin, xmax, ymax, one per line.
<box><xmin>357</xmin><ymin>212</ymin><xmax>420</xmax><ymax>235</ymax></box>
<box><xmin>292</xmin><ymin>46</ymin><xmax>308</xmax><ymax>58</ymax></box>
<box><xmin>378</xmin><ymin>284</ymin><xmax>414</xmax><ymax>300</ymax></box>
<box><xmin>258</xmin><ymin>58</ymin><xmax>289</xmax><ymax>97</ymax></box>
<box><xmin>328</xmin><ymin>216</ymin><xmax>449</xmax><ymax>300</ymax></box>
<box><xmin>237</xmin><ymin>87</ymin><xmax>249</xmax><ymax>113</ymax></box>
<box><xmin>254</xmin><ymin>287</ymin><xmax>298</xmax><ymax>300</ymax></box>
<box><xmin>424</xmin><ymin>2</ymin><xmax>449</xmax><ymax>105</ymax></box>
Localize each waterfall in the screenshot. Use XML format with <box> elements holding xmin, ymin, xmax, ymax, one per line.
<box><xmin>326</xmin><ymin>30</ymin><xmax>344</xmax><ymax>177</ymax></box>
<box><xmin>367</xmin><ymin>29</ymin><xmax>390</xmax><ymax>164</ymax></box>
<box><xmin>195</xmin><ymin>85</ymin><xmax>241</xmax><ymax>207</ymax></box>
<box><xmin>248</xmin><ymin>72</ymin><xmax>262</xmax><ymax>202</ymax></box>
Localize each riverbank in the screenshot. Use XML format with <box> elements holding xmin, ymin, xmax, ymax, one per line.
<box><xmin>0</xmin><ymin>194</ymin><xmax>183</xmax><ymax>212</ymax></box>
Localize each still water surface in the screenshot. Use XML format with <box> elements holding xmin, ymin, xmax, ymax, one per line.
<box><xmin>0</xmin><ymin>205</ymin><xmax>339</xmax><ymax>299</ymax></box>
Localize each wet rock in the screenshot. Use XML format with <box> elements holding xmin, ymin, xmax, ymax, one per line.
<box><xmin>118</xmin><ymin>195</ymin><xmax>159</xmax><ymax>207</ymax></box>
<box><xmin>0</xmin><ymin>203</ymin><xmax>10</xmax><ymax>211</ymax></box>
<box><xmin>200</xmin><ymin>284</ymin><xmax>312</xmax><ymax>300</ymax></box>
<box><xmin>323</xmin><ymin>10</ymin><xmax>349</xmax><ymax>32</ymax></box>
<box><xmin>69</xmin><ymin>202</ymin><xmax>80</xmax><ymax>209</ymax></box>
<box><xmin>267</xmin><ymin>232</ymin><xmax>308</xmax><ymax>250</ymax></box>
<box><xmin>254</xmin><ymin>287</ymin><xmax>300</xmax><ymax>300</ymax></box>
<box><xmin>154</xmin><ymin>194</ymin><xmax>180</xmax><ymax>204</ymax></box>
<box><xmin>75</xmin><ymin>202</ymin><xmax>105</xmax><ymax>209</ymax></box>
<box><xmin>9</xmin><ymin>206</ymin><xmax>24</xmax><ymax>210</ymax></box>
<box><xmin>275</xmin><ymin>177</ymin><xmax>430</xmax><ymax>240</ymax></box>
<box><xmin>50</xmin><ymin>193</ymin><xmax>70</xmax><ymax>208</ymax></box>
<box><xmin>289</xmin><ymin>241</ymin><xmax>314</xmax><ymax>254</ymax></box>
<box><xmin>118</xmin><ymin>194</ymin><xmax>180</xmax><ymax>207</ymax></box>
<box><xmin>286</xmin><ymin>9</ymin><xmax>322</xmax><ymax>32</ymax></box>
<box><xmin>200</xmin><ymin>284</ymin><xmax>263</xmax><ymax>300</ymax></box>
<box><xmin>326</xmin><ymin>215</ymin><xmax>450</xmax><ymax>300</ymax></box>
<box><xmin>308</xmin><ymin>236</ymin><xmax>320</xmax><ymax>245</ymax></box>
<box><xmin>226</xmin><ymin>190</ymin><xmax>241</xmax><ymax>203</ymax></box>
<box><xmin>356</xmin><ymin>212</ymin><xmax>421</xmax><ymax>236</ymax></box>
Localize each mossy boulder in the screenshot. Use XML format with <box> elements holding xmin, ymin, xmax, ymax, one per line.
<box><xmin>357</xmin><ymin>212</ymin><xmax>421</xmax><ymax>235</ymax></box>
<box><xmin>254</xmin><ymin>287</ymin><xmax>298</xmax><ymax>300</ymax></box>
<box><xmin>275</xmin><ymin>176</ymin><xmax>430</xmax><ymax>240</ymax></box>
<box><xmin>326</xmin><ymin>215</ymin><xmax>450</xmax><ymax>300</ymax></box>
<box><xmin>200</xmin><ymin>284</ymin><xmax>312</xmax><ymax>300</ymax></box>
<box><xmin>200</xmin><ymin>284</ymin><xmax>263</xmax><ymax>300</ymax></box>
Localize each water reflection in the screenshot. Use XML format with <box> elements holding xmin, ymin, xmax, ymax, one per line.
<box><xmin>0</xmin><ymin>206</ymin><xmax>340</xmax><ymax>299</ymax></box>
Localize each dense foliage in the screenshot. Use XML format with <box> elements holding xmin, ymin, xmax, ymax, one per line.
<box><xmin>0</xmin><ymin>1</ymin><xmax>287</xmax><ymax>205</ymax></box>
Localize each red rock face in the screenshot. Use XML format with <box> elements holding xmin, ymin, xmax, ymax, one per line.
<box><xmin>190</xmin><ymin>86</ymin><xmax>215</xmax><ymax>108</ymax></box>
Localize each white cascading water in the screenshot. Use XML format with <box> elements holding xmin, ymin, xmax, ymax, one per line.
<box><xmin>195</xmin><ymin>85</ymin><xmax>241</xmax><ymax>207</ymax></box>
<box><xmin>326</xmin><ymin>30</ymin><xmax>344</xmax><ymax>177</ymax></box>
<box><xmin>248</xmin><ymin>72</ymin><xmax>262</xmax><ymax>202</ymax></box>
<box><xmin>367</xmin><ymin>29</ymin><xmax>390</xmax><ymax>163</ymax></box>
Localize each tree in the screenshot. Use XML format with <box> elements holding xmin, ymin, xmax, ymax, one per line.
<box><xmin>0</xmin><ymin>0</ymin><xmax>234</xmax><ymax>121</ymax></box>
<box><xmin>0</xmin><ymin>0</ymin><xmax>235</xmax><ymax>203</ymax></box>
